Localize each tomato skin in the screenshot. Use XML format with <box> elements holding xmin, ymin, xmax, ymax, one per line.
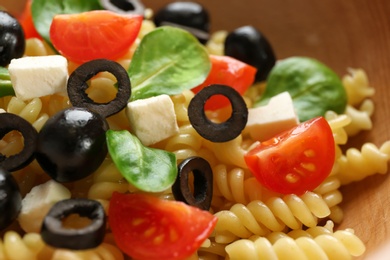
<box><xmin>49</xmin><ymin>10</ymin><xmax>142</xmax><ymax>64</ymax></box>
<box><xmin>244</xmin><ymin>116</ymin><xmax>335</xmax><ymax>195</ymax></box>
<box><xmin>18</xmin><ymin>0</ymin><xmax>41</xmax><ymax>39</ymax></box>
<box><xmin>108</xmin><ymin>192</ymin><xmax>217</xmax><ymax>260</ymax></box>
<box><xmin>192</xmin><ymin>55</ymin><xmax>256</xmax><ymax>110</ymax></box>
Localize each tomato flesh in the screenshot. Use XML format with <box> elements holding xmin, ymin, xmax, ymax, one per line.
<box><xmin>244</xmin><ymin>116</ymin><xmax>335</xmax><ymax>195</ymax></box>
<box><xmin>192</xmin><ymin>55</ymin><xmax>256</xmax><ymax>110</ymax></box>
<box><xmin>18</xmin><ymin>0</ymin><xmax>41</xmax><ymax>39</ymax></box>
<box><xmin>50</xmin><ymin>10</ymin><xmax>142</xmax><ymax>64</ymax></box>
<box><xmin>109</xmin><ymin>192</ymin><xmax>217</xmax><ymax>260</ymax></box>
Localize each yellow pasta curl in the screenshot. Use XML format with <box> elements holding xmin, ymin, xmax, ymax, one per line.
<box><xmin>213</xmin><ymin>192</ymin><xmax>331</xmax><ymax>244</ymax></box>
<box><xmin>225</xmin><ymin>229</ymin><xmax>365</xmax><ymax>260</ymax></box>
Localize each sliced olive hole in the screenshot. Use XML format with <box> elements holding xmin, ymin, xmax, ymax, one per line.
<box><xmin>192</xmin><ymin>170</ymin><xmax>208</xmax><ymax>202</ymax></box>
<box><xmin>0</xmin><ymin>130</ymin><xmax>24</xmax><ymax>157</ymax></box>
<box><xmin>62</xmin><ymin>213</ymin><xmax>93</xmax><ymax>229</ymax></box>
<box><xmin>85</xmin><ymin>76</ymin><xmax>118</xmax><ymax>104</ymax></box>
<box><xmin>204</xmin><ymin>94</ymin><xmax>233</xmax><ymax>123</ymax></box>
<box><xmin>109</xmin><ymin>0</ymin><xmax>136</xmax><ymax>11</ymax></box>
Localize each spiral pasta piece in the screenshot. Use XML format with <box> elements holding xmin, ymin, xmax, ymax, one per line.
<box><xmin>87</xmin><ymin>159</ymin><xmax>130</xmax><ymax>213</ymax></box>
<box><xmin>313</xmin><ymin>176</ymin><xmax>344</xmax><ymax>223</ymax></box>
<box><xmin>205</xmin><ymin>30</ymin><xmax>228</xmax><ymax>56</ymax></box>
<box><xmin>344</xmin><ymin>100</ymin><xmax>374</xmax><ymax>136</ymax></box>
<box><xmin>213</xmin><ymin>192</ymin><xmax>331</xmax><ymax>243</ymax></box>
<box><xmin>212</xmin><ymin>164</ymin><xmax>268</xmax><ymax>206</ymax></box>
<box><xmin>335</xmin><ymin>141</ymin><xmax>390</xmax><ymax>184</ymax></box>
<box><xmin>325</xmin><ymin>111</ymin><xmax>351</xmax><ymax>145</ymax></box>
<box><xmin>0</xmin><ymin>231</ymin><xmax>45</xmax><ymax>260</ymax></box>
<box><xmin>0</xmin><ymin>231</ymin><xmax>124</xmax><ymax>260</ymax></box>
<box><xmin>225</xmin><ymin>229</ymin><xmax>365</xmax><ymax>260</ymax></box>
<box><xmin>24</xmin><ymin>38</ymin><xmax>56</xmax><ymax>57</ymax></box>
<box><xmin>342</xmin><ymin>68</ymin><xmax>375</xmax><ymax>106</ymax></box>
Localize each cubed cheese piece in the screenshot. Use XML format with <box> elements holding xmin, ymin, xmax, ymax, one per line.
<box><xmin>18</xmin><ymin>180</ymin><xmax>71</xmax><ymax>233</ymax></box>
<box><xmin>8</xmin><ymin>55</ymin><xmax>68</xmax><ymax>100</ymax></box>
<box><xmin>246</xmin><ymin>92</ymin><xmax>299</xmax><ymax>141</ymax></box>
<box><xmin>126</xmin><ymin>94</ymin><xmax>179</xmax><ymax>146</ymax></box>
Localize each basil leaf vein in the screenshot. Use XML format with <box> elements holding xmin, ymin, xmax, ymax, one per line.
<box><xmin>128</xmin><ymin>26</ymin><xmax>211</xmax><ymax>101</ymax></box>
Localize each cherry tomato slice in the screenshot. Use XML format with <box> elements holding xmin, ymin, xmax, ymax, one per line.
<box><xmin>18</xmin><ymin>0</ymin><xmax>41</xmax><ymax>39</ymax></box>
<box><xmin>49</xmin><ymin>10</ymin><xmax>142</xmax><ymax>64</ymax></box>
<box><xmin>109</xmin><ymin>192</ymin><xmax>217</xmax><ymax>260</ymax></box>
<box><xmin>192</xmin><ymin>55</ymin><xmax>256</xmax><ymax>111</ymax></box>
<box><xmin>244</xmin><ymin>116</ymin><xmax>335</xmax><ymax>195</ymax></box>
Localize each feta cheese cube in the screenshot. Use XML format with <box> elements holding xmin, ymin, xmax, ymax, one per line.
<box><xmin>126</xmin><ymin>94</ymin><xmax>179</xmax><ymax>146</ymax></box>
<box><xmin>246</xmin><ymin>92</ymin><xmax>299</xmax><ymax>141</ymax></box>
<box><xmin>18</xmin><ymin>180</ymin><xmax>71</xmax><ymax>233</ymax></box>
<box><xmin>8</xmin><ymin>55</ymin><xmax>68</xmax><ymax>100</ymax></box>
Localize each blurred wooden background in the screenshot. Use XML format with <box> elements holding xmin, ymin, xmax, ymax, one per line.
<box><xmin>2</xmin><ymin>0</ymin><xmax>390</xmax><ymax>259</ymax></box>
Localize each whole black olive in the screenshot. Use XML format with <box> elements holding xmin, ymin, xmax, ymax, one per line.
<box><xmin>0</xmin><ymin>167</ymin><xmax>22</xmax><ymax>230</ymax></box>
<box><xmin>224</xmin><ymin>25</ymin><xmax>276</xmax><ymax>82</ymax></box>
<box><xmin>98</xmin><ymin>0</ymin><xmax>145</xmax><ymax>16</ymax></box>
<box><xmin>0</xmin><ymin>11</ymin><xmax>25</xmax><ymax>67</ymax></box>
<box><xmin>153</xmin><ymin>1</ymin><xmax>210</xmax><ymax>43</ymax></box>
<box><xmin>41</xmin><ymin>198</ymin><xmax>106</xmax><ymax>250</ymax></box>
<box><xmin>35</xmin><ymin>107</ymin><xmax>109</xmax><ymax>183</ymax></box>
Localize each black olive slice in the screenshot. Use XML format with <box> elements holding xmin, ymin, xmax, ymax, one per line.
<box><xmin>0</xmin><ymin>113</ymin><xmax>38</xmax><ymax>172</ymax></box>
<box><xmin>0</xmin><ymin>167</ymin><xmax>22</xmax><ymax>230</ymax></box>
<box><xmin>67</xmin><ymin>59</ymin><xmax>131</xmax><ymax>118</ymax></box>
<box><xmin>172</xmin><ymin>156</ymin><xmax>213</xmax><ymax>211</ymax></box>
<box><xmin>41</xmin><ymin>199</ymin><xmax>106</xmax><ymax>250</ymax></box>
<box><xmin>99</xmin><ymin>0</ymin><xmax>145</xmax><ymax>16</ymax></box>
<box><xmin>188</xmin><ymin>84</ymin><xmax>248</xmax><ymax>142</ymax></box>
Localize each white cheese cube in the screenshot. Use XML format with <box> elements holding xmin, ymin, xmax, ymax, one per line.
<box><xmin>246</xmin><ymin>92</ymin><xmax>299</xmax><ymax>141</ymax></box>
<box><xmin>126</xmin><ymin>94</ymin><xmax>179</xmax><ymax>146</ymax></box>
<box><xmin>18</xmin><ymin>180</ymin><xmax>71</xmax><ymax>233</ymax></box>
<box><xmin>8</xmin><ymin>55</ymin><xmax>68</xmax><ymax>100</ymax></box>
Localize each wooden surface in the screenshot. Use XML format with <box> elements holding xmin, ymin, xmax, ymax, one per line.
<box><xmin>2</xmin><ymin>0</ymin><xmax>390</xmax><ymax>258</ymax></box>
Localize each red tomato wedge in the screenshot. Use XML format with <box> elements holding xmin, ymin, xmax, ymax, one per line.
<box><xmin>192</xmin><ymin>55</ymin><xmax>257</xmax><ymax>110</ymax></box>
<box><xmin>49</xmin><ymin>10</ymin><xmax>143</xmax><ymax>64</ymax></box>
<box><xmin>109</xmin><ymin>192</ymin><xmax>217</xmax><ymax>260</ymax></box>
<box><xmin>18</xmin><ymin>0</ymin><xmax>41</xmax><ymax>39</ymax></box>
<box><xmin>244</xmin><ymin>116</ymin><xmax>335</xmax><ymax>195</ymax></box>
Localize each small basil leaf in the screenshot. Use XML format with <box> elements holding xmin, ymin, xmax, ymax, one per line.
<box><xmin>31</xmin><ymin>0</ymin><xmax>102</xmax><ymax>44</ymax></box>
<box><xmin>254</xmin><ymin>56</ymin><xmax>347</xmax><ymax>122</ymax></box>
<box><xmin>128</xmin><ymin>26</ymin><xmax>211</xmax><ymax>101</ymax></box>
<box><xmin>106</xmin><ymin>129</ymin><xmax>177</xmax><ymax>192</ymax></box>
<box><xmin>0</xmin><ymin>67</ymin><xmax>14</xmax><ymax>97</ymax></box>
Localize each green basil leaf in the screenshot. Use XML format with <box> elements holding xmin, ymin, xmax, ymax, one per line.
<box><xmin>0</xmin><ymin>67</ymin><xmax>14</xmax><ymax>97</ymax></box>
<box><xmin>106</xmin><ymin>129</ymin><xmax>177</xmax><ymax>192</ymax></box>
<box><xmin>31</xmin><ymin>0</ymin><xmax>102</xmax><ymax>44</ymax></box>
<box><xmin>128</xmin><ymin>26</ymin><xmax>211</xmax><ymax>101</ymax></box>
<box><xmin>254</xmin><ymin>56</ymin><xmax>347</xmax><ymax>122</ymax></box>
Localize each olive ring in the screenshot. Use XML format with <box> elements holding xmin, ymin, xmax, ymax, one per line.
<box><xmin>0</xmin><ymin>113</ymin><xmax>38</xmax><ymax>172</ymax></box>
<box><xmin>172</xmin><ymin>156</ymin><xmax>213</xmax><ymax>211</ymax></box>
<box><xmin>188</xmin><ymin>84</ymin><xmax>248</xmax><ymax>142</ymax></box>
<box><xmin>67</xmin><ymin>59</ymin><xmax>131</xmax><ymax>118</ymax></box>
<box><xmin>41</xmin><ymin>199</ymin><xmax>106</xmax><ymax>250</ymax></box>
